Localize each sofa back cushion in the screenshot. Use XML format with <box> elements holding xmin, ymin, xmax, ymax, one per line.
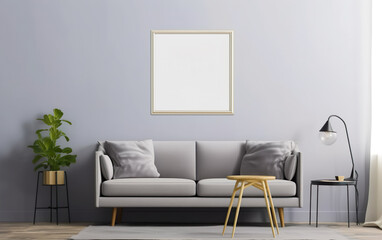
<box><xmin>196</xmin><ymin>141</ymin><xmax>246</xmax><ymax>180</ymax></box>
<box><xmin>98</xmin><ymin>141</ymin><xmax>196</xmax><ymax>180</ymax></box>
<box><xmin>153</xmin><ymin>141</ymin><xmax>196</xmax><ymax>180</ymax></box>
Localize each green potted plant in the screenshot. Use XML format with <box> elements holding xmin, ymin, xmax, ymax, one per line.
<box><xmin>28</xmin><ymin>108</ymin><xmax>77</xmax><ymax>185</ymax></box>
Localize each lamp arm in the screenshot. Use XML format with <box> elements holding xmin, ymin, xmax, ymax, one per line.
<box><xmin>328</xmin><ymin>115</ymin><xmax>357</xmax><ymax>180</ymax></box>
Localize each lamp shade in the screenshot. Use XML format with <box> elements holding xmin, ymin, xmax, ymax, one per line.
<box><xmin>319</xmin><ymin>120</ymin><xmax>337</xmax><ymax>145</ymax></box>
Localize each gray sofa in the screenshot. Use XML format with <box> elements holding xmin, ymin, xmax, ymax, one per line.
<box><xmin>95</xmin><ymin>141</ymin><xmax>302</xmax><ymax>226</ymax></box>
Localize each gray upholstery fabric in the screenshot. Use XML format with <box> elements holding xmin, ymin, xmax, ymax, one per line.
<box><xmin>100</xmin><ymin>155</ymin><xmax>113</xmax><ymax>180</ymax></box>
<box><xmin>95</xmin><ymin>151</ymin><xmax>103</xmax><ymax>207</ymax></box>
<box><xmin>240</xmin><ymin>141</ymin><xmax>296</xmax><ymax>179</ymax></box>
<box><xmin>196</xmin><ymin>141</ymin><xmax>245</xmax><ymax>180</ymax></box>
<box><xmin>284</xmin><ymin>154</ymin><xmax>298</xmax><ymax>180</ymax></box>
<box><xmin>153</xmin><ymin>141</ymin><xmax>196</xmax><ymax>180</ymax></box>
<box><xmin>105</xmin><ymin>140</ymin><xmax>160</xmax><ymax>179</ymax></box>
<box><xmin>97</xmin><ymin>141</ymin><xmax>106</xmax><ymax>153</ymax></box>
<box><xmin>197</xmin><ymin>178</ymin><xmax>296</xmax><ymax>197</ymax></box>
<box><xmin>99</xmin><ymin>197</ymin><xmax>300</xmax><ymax>208</ymax></box>
<box><xmin>101</xmin><ymin>178</ymin><xmax>196</xmax><ymax>196</ymax></box>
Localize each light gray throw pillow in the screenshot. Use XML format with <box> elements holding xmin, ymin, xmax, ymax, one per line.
<box><xmin>284</xmin><ymin>154</ymin><xmax>297</xmax><ymax>180</ymax></box>
<box><xmin>104</xmin><ymin>140</ymin><xmax>160</xmax><ymax>179</ymax></box>
<box><xmin>100</xmin><ymin>155</ymin><xmax>114</xmax><ymax>180</ymax></box>
<box><xmin>240</xmin><ymin>141</ymin><xmax>295</xmax><ymax>179</ymax></box>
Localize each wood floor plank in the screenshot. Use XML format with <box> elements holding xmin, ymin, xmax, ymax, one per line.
<box><xmin>0</xmin><ymin>223</ymin><xmax>87</xmax><ymax>240</ymax></box>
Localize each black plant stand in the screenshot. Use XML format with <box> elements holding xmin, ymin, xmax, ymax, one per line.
<box><xmin>33</xmin><ymin>171</ymin><xmax>71</xmax><ymax>225</ymax></box>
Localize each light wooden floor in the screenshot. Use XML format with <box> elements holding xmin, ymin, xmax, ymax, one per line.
<box><xmin>0</xmin><ymin>223</ymin><xmax>86</xmax><ymax>240</ymax></box>
<box><xmin>0</xmin><ymin>222</ymin><xmax>381</xmax><ymax>239</ymax></box>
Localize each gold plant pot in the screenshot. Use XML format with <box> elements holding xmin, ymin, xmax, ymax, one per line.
<box><xmin>43</xmin><ymin>171</ymin><xmax>65</xmax><ymax>185</ymax></box>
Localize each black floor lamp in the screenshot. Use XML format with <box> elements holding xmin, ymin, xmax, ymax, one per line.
<box><xmin>319</xmin><ymin>115</ymin><xmax>358</xmax><ymax>181</ymax></box>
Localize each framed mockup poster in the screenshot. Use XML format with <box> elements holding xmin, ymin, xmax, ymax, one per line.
<box><xmin>151</xmin><ymin>30</ymin><xmax>233</xmax><ymax>114</ymax></box>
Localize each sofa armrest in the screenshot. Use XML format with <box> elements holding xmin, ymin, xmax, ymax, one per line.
<box><xmin>95</xmin><ymin>150</ymin><xmax>104</xmax><ymax>208</ymax></box>
<box><xmin>296</xmin><ymin>152</ymin><xmax>303</xmax><ymax>207</ymax></box>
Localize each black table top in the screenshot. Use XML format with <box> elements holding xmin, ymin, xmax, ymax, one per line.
<box><xmin>311</xmin><ymin>179</ymin><xmax>357</xmax><ymax>185</ymax></box>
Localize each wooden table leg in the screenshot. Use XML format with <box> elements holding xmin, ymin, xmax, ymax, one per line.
<box><xmin>278</xmin><ymin>208</ymin><xmax>285</xmax><ymax>227</ymax></box>
<box><xmin>232</xmin><ymin>181</ymin><xmax>245</xmax><ymax>238</ymax></box>
<box><xmin>111</xmin><ymin>207</ymin><xmax>117</xmax><ymax>226</ymax></box>
<box><xmin>223</xmin><ymin>180</ymin><xmax>239</xmax><ymax>235</ymax></box>
<box><xmin>265</xmin><ymin>181</ymin><xmax>279</xmax><ymax>234</ymax></box>
<box><xmin>262</xmin><ymin>181</ymin><xmax>275</xmax><ymax>238</ymax></box>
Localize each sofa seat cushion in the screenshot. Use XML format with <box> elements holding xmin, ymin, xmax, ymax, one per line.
<box><xmin>197</xmin><ymin>178</ymin><xmax>296</xmax><ymax>197</ymax></box>
<box><xmin>102</xmin><ymin>178</ymin><xmax>196</xmax><ymax>197</ymax></box>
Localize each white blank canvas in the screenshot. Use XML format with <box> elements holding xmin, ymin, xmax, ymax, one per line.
<box><xmin>151</xmin><ymin>31</ymin><xmax>233</xmax><ymax>114</ymax></box>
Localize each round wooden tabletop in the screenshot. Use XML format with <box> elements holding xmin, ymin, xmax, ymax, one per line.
<box><xmin>227</xmin><ymin>175</ymin><xmax>276</xmax><ymax>181</ymax></box>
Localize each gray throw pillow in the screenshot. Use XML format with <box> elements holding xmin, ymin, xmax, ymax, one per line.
<box><xmin>100</xmin><ymin>155</ymin><xmax>114</xmax><ymax>180</ymax></box>
<box><xmin>240</xmin><ymin>141</ymin><xmax>295</xmax><ymax>179</ymax></box>
<box><xmin>284</xmin><ymin>154</ymin><xmax>297</xmax><ymax>180</ymax></box>
<box><xmin>104</xmin><ymin>140</ymin><xmax>160</xmax><ymax>179</ymax></box>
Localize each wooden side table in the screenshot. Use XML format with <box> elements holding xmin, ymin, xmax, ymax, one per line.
<box><xmin>222</xmin><ymin>175</ymin><xmax>279</xmax><ymax>238</ymax></box>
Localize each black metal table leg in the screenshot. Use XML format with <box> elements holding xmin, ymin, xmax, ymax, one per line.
<box><xmin>316</xmin><ymin>185</ymin><xmax>319</xmax><ymax>227</ymax></box>
<box><xmin>33</xmin><ymin>172</ymin><xmax>41</xmax><ymax>224</ymax></box>
<box><xmin>56</xmin><ymin>172</ymin><xmax>58</xmax><ymax>225</ymax></box>
<box><xmin>347</xmin><ymin>185</ymin><xmax>350</xmax><ymax>227</ymax></box>
<box><xmin>309</xmin><ymin>183</ymin><xmax>312</xmax><ymax>225</ymax></box>
<box><xmin>65</xmin><ymin>172</ymin><xmax>71</xmax><ymax>223</ymax></box>
<box><xmin>50</xmin><ymin>185</ymin><xmax>52</xmax><ymax>223</ymax></box>
<box><xmin>354</xmin><ymin>183</ymin><xmax>359</xmax><ymax>225</ymax></box>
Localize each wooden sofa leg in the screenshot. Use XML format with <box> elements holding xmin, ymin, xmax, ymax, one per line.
<box><xmin>111</xmin><ymin>207</ymin><xmax>117</xmax><ymax>226</ymax></box>
<box><xmin>116</xmin><ymin>208</ymin><xmax>123</xmax><ymax>224</ymax></box>
<box><xmin>278</xmin><ymin>208</ymin><xmax>285</xmax><ymax>227</ymax></box>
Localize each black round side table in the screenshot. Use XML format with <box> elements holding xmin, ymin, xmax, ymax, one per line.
<box><xmin>309</xmin><ymin>179</ymin><xmax>359</xmax><ymax>228</ymax></box>
<box><xmin>33</xmin><ymin>171</ymin><xmax>71</xmax><ymax>225</ymax></box>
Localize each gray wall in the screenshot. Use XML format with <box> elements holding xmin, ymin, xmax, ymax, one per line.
<box><xmin>0</xmin><ymin>0</ymin><xmax>371</xmax><ymax>223</ymax></box>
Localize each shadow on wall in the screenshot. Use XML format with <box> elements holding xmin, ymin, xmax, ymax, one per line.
<box><xmin>0</xmin><ymin>120</ymin><xmax>42</xmax><ymax>221</ymax></box>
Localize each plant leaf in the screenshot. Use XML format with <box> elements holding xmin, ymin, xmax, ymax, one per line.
<box><xmin>43</xmin><ymin>115</ymin><xmax>51</xmax><ymax>125</ymax></box>
<box><xmin>62</xmin><ymin>120</ymin><xmax>72</xmax><ymax>125</ymax></box>
<box><xmin>59</xmin><ymin>154</ymin><xmax>76</xmax><ymax>164</ymax></box>
<box><xmin>62</xmin><ymin>147</ymin><xmax>72</xmax><ymax>154</ymax></box>
<box><xmin>36</xmin><ymin>129</ymin><xmax>48</xmax><ymax>138</ymax></box>
<box><xmin>54</xmin><ymin>146</ymin><xmax>63</xmax><ymax>152</ymax></box>
<box><xmin>48</xmin><ymin>114</ymin><xmax>54</xmax><ymax>124</ymax></box>
<box><xmin>49</xmin><ymin>128</ymin><xmax>60</xmax><ymax>141</ymax></box>
<box><xmin>28</xmin><ymin>145</ymin><xmax>42</xmax><ymax>154</ymax></box>
<box><xmin>36</xmin><ymin>129</ymin><xmax>48</xmax><ymax>134</ymax></box>
<box><xmin>42</xmin><ymin>137</ymin><xmax>53</xmax><ymax>150</ymax></box>
<box><xmin>32</xmin><ymin>155</ymin><xmax>43</xmax><ymax>164</ymax></box>
<box><xmin>34</xmin><ymin>163</ymin><xmax>46</xmax><ymax>171</ymax></box>
<box><xmin>53</xmin><ymin>109</ymin><xmax>63</xmax><ymax>119</ymax></box>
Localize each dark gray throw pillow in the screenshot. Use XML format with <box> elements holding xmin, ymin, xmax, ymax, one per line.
<box><xmin>284</xmin><ymin>154</ymin><xmax>298</xmax><ymax>180</ymax></box>
<box><xmin>240</xmin><ymin>141</ymin><xmax>295</xmax><ymax>179</ymax></box>
<box><xmin>104</xmin><ymin>140</ymin><xmax>160</xmax><ymax>179</ymax></box>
